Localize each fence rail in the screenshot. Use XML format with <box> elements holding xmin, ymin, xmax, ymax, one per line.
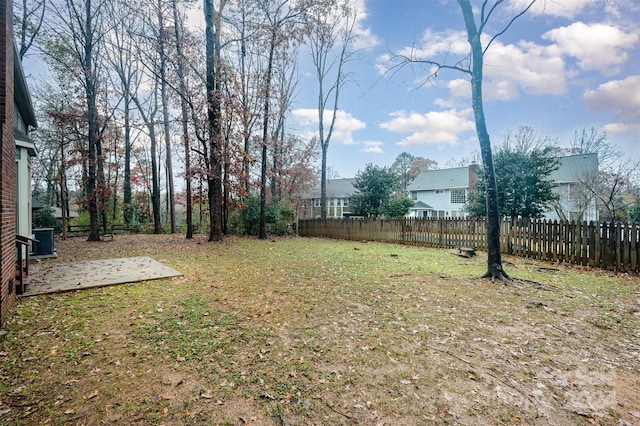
<box><xmin>65</xmin><ymin>223</ymin><xmax>144</xmax><ymax>236</ymax></box>
<box><xmin>298</xmin><ymin>218</ymin><xmax>640</xmax><ymax>273</ymax></box>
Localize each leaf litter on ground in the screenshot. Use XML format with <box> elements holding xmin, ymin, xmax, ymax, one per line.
<box><xmin>0</xmin><ymin>234</ymin><xmax>638</xmax><ymax>425</ymax></box>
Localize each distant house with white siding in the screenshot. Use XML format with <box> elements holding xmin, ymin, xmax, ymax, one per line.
<box><xmin>407</xmin><ymin>164</ymin><xmax>479</xmax><ymax>219</ymax></box>
<box><xmin>547</xmin><ymin>153</ymin><xmax>599</xmax><ymax>222</ymax></box>
<box><xmin>407</xmin><ymin>154</ymin><xmax>599</xmax><ymax>221</ymax></box>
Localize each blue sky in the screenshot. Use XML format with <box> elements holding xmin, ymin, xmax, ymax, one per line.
<box><xmin>24</xmin><ymin>0</ymin><xmax>640</xmax><ymax>181</ymax></box>
<box><xmin>290</xmin><ymin>0</ymin><xmax>640</xmax><ymax>178</ymax></box>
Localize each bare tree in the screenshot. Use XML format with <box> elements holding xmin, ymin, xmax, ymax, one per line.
<box><xmin>44</xmin><ymin>0</ymin><xmax>110</xmax><ymax>241</ymax></box>
<box><xmin>104</xmin><ymin>0</ymin><xmax>142</xmax><ymax>226</ymax></box>
<box><xmin>228</xmin><ymin>0</ymin><xmax>263</xmax><ymax>197</ymax></box>
<box><xmin>306</xmin><ymin>0</ymin><xmax>357</xmax><ymax>218</ymax></box>
<box><xmin>502</xmin><ymin>125</ymin><xmax>555</xmax><ymax>154</ymax></box>
<box><xmin>562</xmin><ymin>127</ymin><xmax>636</xmax><ymax>222</ymax></box>
<box><xmin>171</xmin><ymin>0</ymin><xmax>195</xmax><ymax>238</ymax></box>
<box><xmin>13</xmin><ymin>0</ymin><xmax>46</xmax><ymax>59</ymax></box>
<box><xmin>270</xmin><ymin>44</ymin><xmax>299</xmax><ymax>202</ymax></box>
<box><xmin>569</xmin><ymin>127</ymin><xmax>620</xmax><ymax>168</ymax></box>
<box><xmin>581</xmin><ymin>160</ymin><xmax>640</xmax><ymax>222</ymax></box>
<box><xmin>394</xmin><ymin>0</ymin><xmax>536</xmax><ymax>281</ymax></box>
<box><xmin>154</xmin><ymin>0</ymin><xmax>177</xmax><ymax>233</ymax></box>
<box><xmin>257</xmin><ymin>0</ymin><xmax>307</xmax><ymax>240</ymax></box>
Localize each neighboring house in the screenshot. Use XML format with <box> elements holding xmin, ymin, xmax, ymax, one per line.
<box><xmin>1</xmin><ymin>1</ymin><xmax>38</xmax><ymax>326</ymax></box>
<box><xmin>407</xmin><ymin>154</ymin><xmax>599</xmax><ymax>221</ymax></box>
<box><xmin>547</xmin><ymin>153</ymin><xmax>599</xmax><ymax>222</ymax></box>
<box><xmin>299</xmin><ymin>178</ymin><xmax>355</xmax><ymax>219</ymax></box>
<box><xmin>407</xmin><ymin>164</ymin><xmax>479</xmax><ymax>219</ymax></box>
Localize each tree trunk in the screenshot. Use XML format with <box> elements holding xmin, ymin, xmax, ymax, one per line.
<box><xmin>259</xmin><ymin>33</ymin><xmax>276</xmax><ymax>240</ymax></box>
<box><xmin>123</xmin><ymin>94</ymin><xmax>133</xmax><ymax>224</ymax></box>
<box><xmin>204</xmin><ymin>0</ymin><xmax>223</xmax><ymax>241</ymax></box>
<box><xmin>84</xmin><ymin>0</ymin><xmax>100</xmax><ymax>242</ymax></box>
<box><xmin>172</xmin><ymin>0</ymin><xmax>193</xmax><ymax>239</ymax></box>
<box><xmin>458</xmin><ymin>0</ymin><xmax>508</xmax><ymax>281</ymax></box>
<box><xmin>150</xmin><ymin>126</ymin><xmax>162</xmax><ymax>234</ymax></box>
<box><xmin>158</xmin><ymin>0</ymin><xmax>176</xmax><ymax>233</ymax></box>
<box><xmin>59</xmin><ymin>127</ymin><xmax>67</xmax><ymax>240</ymax></box>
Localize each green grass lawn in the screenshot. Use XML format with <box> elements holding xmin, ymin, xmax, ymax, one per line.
<box><xmin>1</xmin><ymin>234</ymin><xmax>638</xmax><ymax>425</ymax></box>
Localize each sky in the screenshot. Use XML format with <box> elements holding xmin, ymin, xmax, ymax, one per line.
<box><xmin>289</xmin><ymin>0</ymin><xmax>640</xmax><ymax>178</ymax></box>
<box><xmin>23</xmin><ymin>0</ymin><xmax>640</xmax><ymax>182</ymax></box>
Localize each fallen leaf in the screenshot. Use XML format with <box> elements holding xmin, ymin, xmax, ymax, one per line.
<box><xmin>85</xmin><ymin>390</ymin><xmax>99</xmax><ymax>400</ymax></box>
<box><xmin>201</xmin><ymin>389</ymin><xmax>215</xmax><ymax>399</ymax></box>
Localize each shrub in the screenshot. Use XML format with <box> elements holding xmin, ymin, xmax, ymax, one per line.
<box><xmin>32</xmin><ymin>207</ymin><xmax>61</xmax><ymax>232</ymax></box>
<box><xmin>229</xmin><ymin>196</ymin><xmax>295</xmax><ymax>236</ymax></box>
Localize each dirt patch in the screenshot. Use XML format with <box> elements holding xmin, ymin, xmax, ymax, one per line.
<box><xmin>1</xmin><ymin>234</ymin><xmax>638</xmax><ymax>425</ymax></box>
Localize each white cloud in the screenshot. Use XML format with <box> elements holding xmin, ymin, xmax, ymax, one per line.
<box><xmin>520</xmin><ymin>0</ymin><xmax>599</xmax><ymax>19</ymax></box>
<box><xmin>543</xmin><ymin>22</ymin><xmax>638</xmax><ymax>74</ymax></box>
<box><xmin>375</xmin><ymin>53</ymin><xmax>392</xmax><ymax>75</ymax></box>
<box><xmin>360</xmin><ymin>141</ymin><xmax>384</xmax><ymax>153</ymax></box>
<box><xmin>291</xmin><ymin>108</ymin><xmax>366</xmax><ymax>145</ymax></box>
<box><xmin>379</xmin><ymin>109</ymin><xmax>475</xmax><ymax>148</ymax></box>
<box><xmin>523</xmin><ymin>0</ymin><xmax>640</xmax><ymax>20</ymax></box>
<box><xmin>483</xmin><ymin>39</ymin><xmax>567</xmax><ymax>98</ymax></box>
<box><xmin>583</xmin><ymin>75</ymin><xmax>640</xmax><ymax>124</ymax></box>
<box><xmin>388</xmin><ymin>28</ymin><xmax>567</xmax><ymax>101</ymax></box>
<box><xmin>604</xmin><ymin>121</ymin><xmax>640</xmax><ymax>135</ymax></box>
<box><xmin>396</xmin><ymin>29</ymin><xmax>469</xmax><ymax>60</ymax></box>
<box><xmin>352</xmin><ymin>0</ymin><xmax>380</xmax><ymax>50</ymax></box>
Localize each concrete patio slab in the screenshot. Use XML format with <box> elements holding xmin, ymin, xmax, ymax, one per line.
<box><xmin>23</xmin><ymin>256</ymin><xmax>182</xmax><ymax>297</ymax></box>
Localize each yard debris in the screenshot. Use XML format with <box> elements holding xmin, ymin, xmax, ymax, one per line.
<box><xmin>456</xmin><ymin>247</ymin><xmax>476</xmax><ymax>258</ymax></box>
<box><xmin>84</xmin><ymin>390</ymin><xmax>99</xmax><ymax>400</ymax></box>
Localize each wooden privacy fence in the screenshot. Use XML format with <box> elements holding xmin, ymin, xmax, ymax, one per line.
<box><xmin>298</xmin><ymin>218</ymin><xmax>640</xmax><ymax>273</ymax></box>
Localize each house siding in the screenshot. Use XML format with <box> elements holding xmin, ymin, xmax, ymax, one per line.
<box><xmin>408</xmin><ymin>166</ymin><xmax>474</xmax><ymax>219</ymax></box>
<box><xmin>408</xmin><ymin>157</ymin><xmax>598</xmax><ymax>221</ymax></box>
<box><xmin>0</xmin><ymin>0</ymin><xmax>17</xmax><ymax>326</ymax></box>
<box><xmin>300</xmin><ymin>179</ymin><xmax>355</xmax><ymax>219</ymax></box>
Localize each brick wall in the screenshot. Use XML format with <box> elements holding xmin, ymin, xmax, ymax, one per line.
<box><xmin>0</xmin><ymin>0</ymin><xmax>17</xmax><ymax>327</ymax></box>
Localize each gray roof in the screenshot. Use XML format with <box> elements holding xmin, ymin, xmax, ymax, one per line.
<box><xmin>550</xmin><ymin>153</ymin><xmax>598</xmax><ymax>183</ymax></box>
<box><xmin>303</xmin><ymin>178</ymin><xmax>356</xmax><ymax>199</ymax></box>
<box><xmin>412</xmin><ymin>201</ymin><xmax>433</xmax><ymax>209</ymax></box>
<box><xmin>407</xmin><ymin>154</ymin><xmax>599</xmax><ymax>191</ymax></box>
<box><xmin>408</xmin><ymin>167</ymin><xmax>469</xmax><ymax>191</ymax></box>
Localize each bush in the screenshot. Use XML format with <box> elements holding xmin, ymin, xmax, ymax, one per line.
<box><xmin>32</xmin><ymin>207</ymin><xmax>61</xmax><ymax>232</ymax></box>
<box><xmin>228</xmin><ymin>196</ymin><xmax>295</xmax><ymax>236</ymax></box>
<box><xmin>384</xmin><ymin>195</ymin><xmax>414</xmax><ymax>217</ymax></box>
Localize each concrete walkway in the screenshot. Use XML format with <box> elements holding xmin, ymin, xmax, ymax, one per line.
<box><xmin>23</xmin><ymin>256</ymin><xmax>182</xmax><ymax>297</ymax></box>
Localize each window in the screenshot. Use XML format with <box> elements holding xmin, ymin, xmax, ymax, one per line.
<box><xmin>450</xmin><ymin>188</ymin><xmax>466</xmax><ymax>204</ymax></box>
<box><xmin>342</xmin><ymin>198</ymin><xmax>349</xmax><ymax>207</ymax></box>
<box><xmin>410</xmin><ymin>191</ymin><xmax>417</xmax><ymax>200</ymax></box>
<box><xmin>314</xmin><ymin>199</ymin><xmax>321</xmax><ymax>208</ymax></box>
<box><xmin>14</xmin><ymin>101</ymin><xmax>26</xmax><ymax>133</ymax></box>
<box><xmin>435</xmin><ymin>189</ymin><xmax>445</xmax><ymax>195</ymax></box>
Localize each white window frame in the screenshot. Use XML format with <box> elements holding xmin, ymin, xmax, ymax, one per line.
<box><xmin>450</xmin><ymin>188</ymin><xmax>466</xmax><ymax>204</ymax></box>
